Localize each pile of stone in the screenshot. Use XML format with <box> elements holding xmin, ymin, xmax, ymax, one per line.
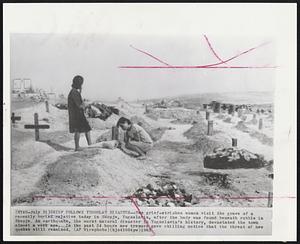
<box><xmin>128</xmin><ymin>183</ymin><xmax>197</xmax><ymax>207</ymax></box>
<box><xmin>201</xmin><ymin>172</ymin><xmax>232</xmax><ymax>188</ymax></box>
<box><xmin>204</xmin><ymin>147</ymin><xmax>267</xmax><ymax>169</ymax></box>
<box><xmin>86</xmin><ymin>102</ymin><xmax>119</xmax><ymax>121</ymax></box>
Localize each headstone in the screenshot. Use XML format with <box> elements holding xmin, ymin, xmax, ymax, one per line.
<box><xmin>205</xmin><ymin>111</ymin><xmax>210</xmax><ymax>120</ymax></box>
<box><xmin>232</xmin><ymin>138</ymin><xmax>237</xmax><ymax>147</ymax></box>
<box><xmin>112</xmin><ymin>126</ymin><xmax>119</xmax><ymax>140</ymax></box>
<box><xmin>11</xmin><ymin>112</ymin><xmax>21</xmax><ymax>124</ymax></box>
<box><xmin>207</xmin><ymin>120</ymin><xmax>213</xmax><ymax>135</ymax></box>
<box><xmin>221</xmin><ymin>104</ymin><xmax>227</xmax><ymax>111</ymax></box>
<box><xmin>214</xmin><ymin>102</ymin><xmax>221</xmax><ymax>113</ymax></box>
<box><xmin>145</xmin><ymin>104</ymin><xmax>149</xmax><ymax>113</ymax></box>
<box><xmin>267</xmin><ymin>192</ymin><xmax>273</xmax><ymax>207</ymax></box>
<box><xmin>259</xmin><ymin>118</ymin><xmax>263</xmax><ymax>130</ymax></box>
<box><xmin>45</xmin><ymin>100</ymin><xmax>49</xmax><ymax>112</ymax></box>
<box><xmin>228</xmin><ymin>104</ymin><xmax>235</xmax><ymax>115</ymax></box>
<box><xmin>24</xmin><ymin>113</ymin><xmax>50</xmax><ymax>141</ymax></box>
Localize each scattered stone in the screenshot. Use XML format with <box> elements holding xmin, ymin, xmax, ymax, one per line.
<box><xmin>184</xmin><ymin>202</ymin><xmax>192</xmax><ymax>207</ymax></box>
<box><xmin>148</xmin><ymin>198</ymin><xmax>156</xmax><ymax>206</ymax></box>
<box><xmin>129</xmin><ymin>181</ymin><xmax>197</xmax><ymax>207</ymax></box>
<box><xmin>191</xmin><ymin>197</ymin><xmax>198</xmax><ymax>205</ymax></box>
<box><xmin>146</xmin><ymin>184</ymin><xmax>154</xmax><ymax>190</ymax></box>
<box><xmin>167</xmin><ymin>202</ymin><xmax>175</xmax><ymax>207</ymax></box>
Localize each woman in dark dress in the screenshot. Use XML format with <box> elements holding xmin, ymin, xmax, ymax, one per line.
<box><xmin>68</xmin><ymin>75</ymin><xmax>92</xmax><ymax>151</ymax></box>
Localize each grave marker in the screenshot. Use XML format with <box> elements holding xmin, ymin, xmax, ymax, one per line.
<box><xmin>145</xmin><ymin>104</ymin><xmax>149</xmax><ymax>113</ymax></box>
<box><xmin>205</xmin><ymin>111</ymin><xmax>210</xmax><ymax>120</ymax></box>
<box><xmin>214</xmin><ymin>102</ymin><xmax>221</xmax><ymax>113</ymax></box>
<box><xmin>259</xmin><ymin>118</ymin><xmax>263</xmax><ymax>130</ymax></box>
<box><xmin>267</xmin><ymin>192</ymin><xmax>273</xmax><ymax>207</ymax></box>
<box><xmin>24</xmin><ymin>113</ymin><xmax>50</xmax><ymax>141</ymax></box>
<box><xmin>11</xmin><ymin>113</ymin><xmax>21</xmax><ymax>124</ymax></box>
<box><xmin>207</xmin><ymin>120</ymin><xmax>213</xmax><ymax>136</ymax></box>
<box><xmin>45</xmin><ymin>100</ymin><xmax>49</xmax><ymax>112</ymax></box>
<box><xmin>228</xmin><ymin>104</ymin><xmax>235</xmax><ymax>115</ymax></box>
<box><xmin>232</xmin><ymin>138</ymin><xmax>237</xmax><ymax>147</ymax></box>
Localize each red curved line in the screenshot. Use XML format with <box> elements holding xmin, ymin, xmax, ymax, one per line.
<box><xmin>216</xmin><ymin>41</ymin><xmax>271</xmax><ymax>66</ymax></box>
<box><xmin>126</xmin><ymin>41</ymin><xmax>271</xmax><ymax>68</ymax></box>
<box><xmin>204</xmin><ymin>34</ymin><xmax>227</xmax><ymax>64</ymax></box>
<box><xmin>130</xmin><ymin>45</ymin><xmax>171</xmax><ymax>66</ymax></box>
<box><xmin>130</xmin><ymin>197</ymin><xmax>155</xmax><ymax>236</ymax></box>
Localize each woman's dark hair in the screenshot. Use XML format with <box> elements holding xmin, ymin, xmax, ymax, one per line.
<box><xmin>72</xmin><ymin>75</ymin><xmax>84</xmax><ymax>89</ymax></box>
<box><xmin>117</xmin><ymin>117</ymin><xmax>132</xmax><ymax>127</ymax></box>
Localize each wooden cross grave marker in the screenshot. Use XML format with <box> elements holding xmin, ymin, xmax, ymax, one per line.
<box><xmin>24</xmin><ymin>113</ymin><xmax>50</xmax><ymax>141</ymax></box>
<box><xmin>11</xmin><ymin>112</ymin><xmax>21</xmax><ymax>124</ymax></box>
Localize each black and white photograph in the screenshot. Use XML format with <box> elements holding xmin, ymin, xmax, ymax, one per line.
<box><xmin>3</xmin><ymin>3</ymin><xmax>296</xmax><ymax>241</ymax></box>
<box><xmin>10</xmin><ymin>33</ymin><xmax>275</xmax><ymax>208</ymax></box>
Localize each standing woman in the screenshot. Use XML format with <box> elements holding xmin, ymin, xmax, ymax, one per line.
<box><xmin>68</xmin><ymin>75</ymin><xmax>92</xmax><ymax>151</ymax></box>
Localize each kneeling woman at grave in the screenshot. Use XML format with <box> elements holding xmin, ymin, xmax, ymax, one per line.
<box><xmin>68</xmin><ymin>75</ymin><xmax>92</xmax><ymax>151</ymax></box>
<box><xmin>117</xmin><ymin>117</ymin><xmax>153</xmax><ymax>160</ymax></box>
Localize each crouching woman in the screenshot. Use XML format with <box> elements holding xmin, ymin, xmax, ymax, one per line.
<box><xmin>117</xmin><ymin>117</ymin><xmax>153</xmax><ymax>160</ymax></box>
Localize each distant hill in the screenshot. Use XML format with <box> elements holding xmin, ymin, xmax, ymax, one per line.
<box><xmin>141</xmin><ymin>91</ymin><xmax>274</xmax><ymax>104</ymax></box>
<box><xmin>140</xmin><ymin>91</ymin><xmax>274</xmax><ymax>109</ymax></box>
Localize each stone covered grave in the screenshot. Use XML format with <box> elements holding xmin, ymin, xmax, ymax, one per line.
<box><xmin>204</xmin><ymin>147</ymin><xmax>269</xmax><ymax>169</ymax></box>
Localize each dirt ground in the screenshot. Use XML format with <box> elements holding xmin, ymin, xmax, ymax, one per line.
<box><xmin>10</xmin><ymin>97</ymin><xmax>273</xmax><ymax>207</ymax></box>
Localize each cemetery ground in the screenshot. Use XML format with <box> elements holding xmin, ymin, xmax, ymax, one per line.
<box><xmin>10</xmin><ymin>95</ymin><xmax>273</xmax><ymax>207</ymax></box>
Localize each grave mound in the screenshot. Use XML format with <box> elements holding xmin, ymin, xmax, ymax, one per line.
<box><xmin>235</xmin><ymin>121</ymin><xmax>250</xmax><ymax>132</ymax></box>
<box><xmin>40</xmin><ymin>154</ymin><xmax>100</xmax><ymax>194</ymax></box>
<box><xmin>204</xmin><ymin>147</ymin><xmax>268</xmax><ymax>169</ymax></box>
<box><xmin>187</xmin><ymin>136</ymin><xmax>231</xmax><ymax>154</ymax></box>
<box><xmin>147</xmin><ymin>107</ymin><xmax>197</xmax><ymax>120</ymax></box>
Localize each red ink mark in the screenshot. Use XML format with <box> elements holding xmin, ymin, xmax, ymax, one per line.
<box><xmin>120</xmin><ymin>36</ymin><xmax>275</xmax><ymax>69</ymax></box>
<box><xmin>130</xmin><ymin>45</ymin><xmax>171</xmax><ymax>66</ymax></box>
<box><xmin>203</xmin><ymin>34</ymin><xmax>227</xmax><ymax>65</ymax></box>
<box><xmin>130</xmin><ymin>197</ymin><xmax>155</xmax><ymax>236</ymax></box>
<box><xmin>91</xmin><ymin>196</ymin><xmax>126</xmax><ymax>199</ymax></box>
<box><xmin>209</xmin><ymin>41</ymin><xmax>272</xmax><ymax>67</ymax></box>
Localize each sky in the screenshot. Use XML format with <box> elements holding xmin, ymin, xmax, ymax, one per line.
<box><xmin>10</xmin><ymin>33</ymin><xmax>276</xmax><ymax>101</ymax></box>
